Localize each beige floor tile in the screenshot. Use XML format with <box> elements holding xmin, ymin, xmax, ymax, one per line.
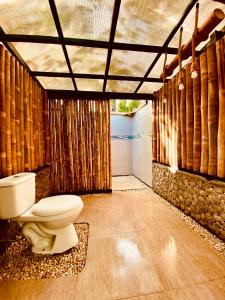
<box><xmin>112</xmin><ymin>176</ymin><xmax>149</xmax><ymax>191</ymax></box>
<box><xmin>128</xmin><ymin>277</ymin><xmax>225</xmax><ymax>300</ymax></box>
<box><xmin>75</xmin><ymin>228</ymin><xmax>225</xmax><ymax>299</ymax></box>
<box><xmin>0</xmin><ymin>275</ymin><xmax>77</xmax><ymax>300</ymax></box>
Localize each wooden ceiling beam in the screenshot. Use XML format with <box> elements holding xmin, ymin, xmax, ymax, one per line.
<box><xmin>2</xmin><ymin>34</ymin><xmax>178</xmax><ymax>54</ymax></box>
<box><xmin>47</xmin><ymin>90</ymin><xmax>153</xmax><ymax>100</ymax></box>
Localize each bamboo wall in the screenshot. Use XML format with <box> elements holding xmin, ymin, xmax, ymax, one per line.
<box><xmin>0</xmin><ymin>44</ymin><xmax>50</xmax><ymax>178</ymax></box>
<box><xmin>152</xmin><ymin>36</ymin><xmax>225</xmax><ymax>179</ymax></box>
<box><xmin>49</xmin><ymin>98</ymin><xmax>111</xmax><ymax>193</ymax></box>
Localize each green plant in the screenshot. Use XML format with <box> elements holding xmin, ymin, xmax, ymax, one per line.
<box><xmin>127</xmin><ymin>100</ymin><xmax>140</xmax><ymax>112</ymax></box>
<box><xmin>117</xmin><ymin>100</ymin><xmax>129</xmax><ymax>112</ymax></box>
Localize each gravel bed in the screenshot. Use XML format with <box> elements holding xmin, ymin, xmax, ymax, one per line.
<box><xmin>154</xmin><ymin>192</ymin><xmax>225</xmax><ymax>256</ymax></box>
<box><xmin>0</xmin><ymin>223</ymin><xmax>89</xmax><ymax>281</ymax></box>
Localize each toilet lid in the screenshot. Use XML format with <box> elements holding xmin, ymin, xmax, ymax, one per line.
<box><xmin>32</xmin><ymin>195</ymin><xmax>83</xmax><ymax>217</ymax></box>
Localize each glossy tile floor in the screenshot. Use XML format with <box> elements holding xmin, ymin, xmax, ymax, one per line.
<box><xmin>1</xmin><ymin>190</ymin><xmax>225</xmax><ymax>300</ymax></box>
<box><xmin>112</xmin><ymin>175</ymin><xmax>149</xmax><ymax>191</ymax></box>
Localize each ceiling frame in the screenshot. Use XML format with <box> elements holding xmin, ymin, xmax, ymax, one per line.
<box><xmin>47</xmin><ymin>90</ymin><xmax>153</xmax><ymax>100</ymax></box>
<box><xmin>134</xmin><ymin>0</ymin><xmax>198</xmax><ymax>93</ymax></box>
<box><xmin>2</xmin><ymin>34</ymin><xmax>178</xmax><ymax>54</ymax></box>
<box><xmin>103</xmin><ymin>0</ymin><xmax>121</xmax><ymax>92</ymax></box>
<box><xmin>0</xmin><ymin>0</ymin><xmax>208</xmax><ymax>99</ymax></box>
<box><xmin>32</xmin><ymin>71</ymin><xmax>166</xmax><ymax>83</ymax></box>
<box><xmin>48</xmin><ymin>0</ymin><xmax>77</xmax><ymax>90</ymax></box>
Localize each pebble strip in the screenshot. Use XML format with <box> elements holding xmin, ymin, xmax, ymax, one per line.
<box><xmin>0</xmin><ymin>223</ymin><xmax>89</xmax><ymax>281</ymax></box>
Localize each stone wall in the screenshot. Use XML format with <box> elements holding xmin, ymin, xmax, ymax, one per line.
<box><xmin>35</xmin><ymin>165</ymin><xmax>51</xmax><ymax>202</ymax></box>
<box><xmin>0</xmin><ymin>165</ymin><xmax>51</xmax><ymax>255</ymax></box>
<box><xmin>152</xmin><ymin>163</ymin><xmax>225</xmax><ymax>241</ymax></box>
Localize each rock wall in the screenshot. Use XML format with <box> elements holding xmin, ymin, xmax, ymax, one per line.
<box><xmin>35</xmin><ymin>165</ymin><xmax>51</xmax><ymax>202</ymax></box>
<box><xmin>152</xmin><ymin>163</ymin><xmax>225</xmax><ymax>241</ymax></box>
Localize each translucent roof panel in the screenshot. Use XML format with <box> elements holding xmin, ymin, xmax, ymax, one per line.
<box><xmin>109</xmin><ymin>50</ymin><xmax>156</xmax><ymax>77</ymax></box>
<box><xmin>76</xmin><ymin>78</ymin><xmax>103</xmax><ymax>91</ymax></box>
<box><xmin>147</xmin><ymin>54</ymin><xmax>175</xmax><ymax>78</ymax></box>
<box><xmin>115</xmin><ymin>0</ymin><xmax>190</xmax><ymax>46</ymax></box>
<box><xmin>67</xmin><ymin>46</ymin><xmax>107</xmax><ymax>74</ymax></box>
<box><xmin>138</xmin><ymin>82</ymin><xmax>163</xmax><ymax>94</ymax></box>
<box><xmin>12</xmin><ymin>43</ymin><xmax>68</xmax><ymax>72</ymax></box>
<box><xmin>106</xmin><ymin>80</ymin><xmax>138</xmax><ymax>93</ymax></box>
<box><xmin>56</xmin><ymin>0</ymin><xmax>114</xmax><ymax>40</ymax></box>
<box><xmin>0</xmin><ymin>0</ymin><xmax>57</xmax><ymax>36</ymax></box>
<box><xmin>169</xmin><ymin>0</ymin><xmax>225</xmax><ymax>48</ymax></box>
<box><xmin>37</xmin><ymin>77</ymin><xmax>74</xmax><ymax>90</ymax></box>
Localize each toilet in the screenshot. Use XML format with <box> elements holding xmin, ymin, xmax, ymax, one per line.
<box><xmin>0</xmin><ymin>173</ymin><xmax>83</xmax><ymax>254</ymax></box>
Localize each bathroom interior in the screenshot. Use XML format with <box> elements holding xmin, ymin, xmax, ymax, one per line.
<box><xmin>0</xmin><ymin>0</ymin><xmax>225</xmax><ymax>299</ymax></box>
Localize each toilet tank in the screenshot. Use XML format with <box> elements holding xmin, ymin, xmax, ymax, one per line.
<box><xmin>0</xmin><ymin>173</ymin><xmax>36</xmax><ymax>219</ymax></box>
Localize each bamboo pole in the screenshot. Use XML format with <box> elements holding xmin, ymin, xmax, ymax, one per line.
<box><xmin>207</xmin><ymin>43</ymin><xmax>219</xmax><ymax>176</ymax></box>
<box><xmin>0</xmin><ymin>45</ymin><xmax>6</xmax><ymax>177</ymax></box>
<box><xmin>107</xmin><ymin>99</ymin><xmax>112</xmax><ymax>189</ymax></box>
<box><xmin>161</xmin><ymin>9</ymin><xmax>224</xmax><ymax>78</ymax></box>
<box><xmin>152</xmin><ymin>93</ymin><xmax>157</xmax><ymax>161</ymax></box>
<box><xmin>10</xmin><ymin>56</ymin><xmax>17</xmax><ymax>174</ymax></box>
<box><xmin>34</xmin><ymin>83</ymin><xmax>39</xmax><ymax>168</ymax></box>
<box><xmin>216</xmin><ymin>37</ymin><xmax>225</xmax><ymax>178</ymax></box>
<box><xmin>15</xmin><ymin>61</ymin><xmax>21</xmax><ymax>172</ymax></box>
<box><xmin>180</xmin><ymin>69</ymin><xmax>187</xmax><ymax>169</ymax></box>
<box><xmin>176</xmin><ymin>75</ymin><xmax>181</xmax><ymax>168</ymax></box>
<box><xmin>200</xmin><ymin>51</ymin><xmax>209</xmax><ymax>174</ymax></box>
<box><xmin>171</xmin><ymin>77</ymin><xmax>177</xmax><ymax>168</ymax></box>
<box><xmin>29</xmin><ymin>76</ymin><xmax>34</xmax><ymax>170</ymax></box>
<box><xmin>159</xmin><ymin>89</ymin><xmax>163</xmax><ymax>163</ymax></box>
<box><xmin>167</xmin><ymin>80</ymin><xmax>172</xmax><ymax>166</ymax></box>
<box><xmin>193</xmin><ymin>57</ymin><xmax>201</xmax><ymax>172</ymax></box>
<box><xmin>156</xmin><ymin>91</ymin><xmax>160</xmax><ymax>162</ymax></box>
<box><xmin>5</xmin><ymin>51</ymin><xmax>12</xmax><ymax>176</ymax></box>
<box><xmin>45</xmin><ymin>94</ymin><xmax>49</xmax><ymax>165</ymax></box>
<box><xmin>186</xmin><ymin>63</ymin><xmax>194</xmax><ymax>170</ymax></box>
<box><xmin>164</xmin><ymin>84</ymin><xmax>168</xmax><ymax>165</ymax></box>
<box><xmin>23</xmin><ymin>70</ymin><xmax>30</xmax><ymax>171</ymax></box>
<box><xmin>19</xmin><ymin>64</ymin><xmax>24</xmax><ymax>172</ymax></box>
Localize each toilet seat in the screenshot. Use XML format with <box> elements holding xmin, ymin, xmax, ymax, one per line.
<box><xmin>13</xmin><ymin>195</ymin><xmax>83</xmax><ymax>222</ymax></box>
<box><xmin>32</xmin><ymin>195</ymin><xmax>82</xmax><ymax>216</ymax></box>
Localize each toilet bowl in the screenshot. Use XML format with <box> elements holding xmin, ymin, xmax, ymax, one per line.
<box><xmin>0</xmin><ymin>173</ymin><xmax>84</xmax><ymax>254</ymax></box>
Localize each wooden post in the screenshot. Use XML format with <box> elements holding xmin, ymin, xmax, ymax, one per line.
<box><xmin>19</xmin><ymin>64</ymin><xmax>24</xmax><ymax>172</ymax></box>
<box><xmin>152</xmin><ymin>93</ymin><xmax>157</xmax><ymax>161</ymax></box>
<box><xmin>216</xmin><ymin>37</ymin><xmax>225</xmax><ymax>178</ymax></box>
<box><xmin>171</xmin><ymin>77</ymin><xmax>177</xmax><ymax>168</ymax></box>
<box><xmin>176</xmin><ymin>75</ymin><xmax>181</xmax><ymax>168</ymax></box>
<box><xmin>180</xmin><ymin>69</ymin><xmax>187</xmax><ymax>169</ymax></box>
<box><xmin>193</xmin><ymin>57</ymin><xmax>201</xmax><ymax>172</ymax></box>
<box><xmin>167</xmin><ymin>80</ymin><xmax>172</xmax><ymax>166</ymax></box>
<box><xmin>207</xmin><ymin>43</ymin><xmax>219</xmax><ymax>176</ymax></box>
<box><xmin>15</xmin><ymin>61</ymin><xmax>21</xmax><ymax>173</ymax></box>
<box><xmin>5</xmin><ymin>51</ymin><xmax>12</xmax><ymax>176</ymax></box>
<box><xmin>164</xmin><ymin>84</ymin><xmax>168</xmax><ymax>165</ymax></box>
<box><xmin>186</xmin><ymin>63</ymin><xmax>194</xmax><ymax>170</ymax></box>
<box><xmin>200</xmin><ymin>51</ymin><xmax>209</xmax><ymax>174</ymax></box>
<box><xmin>0</xmin><ymin>46</ymin><xmax>6</xmax><ymax>177</ymax></box>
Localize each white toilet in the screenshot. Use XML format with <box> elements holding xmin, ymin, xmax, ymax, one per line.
<box><xmin>0</xmin><ymin>173</ymin><xmax>83</xmax><ymax>254</ymax></box>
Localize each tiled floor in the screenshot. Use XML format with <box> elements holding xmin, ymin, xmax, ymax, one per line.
<box><xmin>112</xmin><ymin>175</ymin><xmax>149</xmax><ymax>191</ymax></box>
<box><xmin>1</xmin><ymin>190</ymin><xmax>225</xmax><ymax>299</ymax></box>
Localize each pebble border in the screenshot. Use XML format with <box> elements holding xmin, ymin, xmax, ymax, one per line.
<box><xmin>0</xmin><ymin>223</ymin><xmax>89</xmax><ymax>281</ymax></box>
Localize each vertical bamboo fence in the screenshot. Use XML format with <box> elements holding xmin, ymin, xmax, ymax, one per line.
<box><xmin>152</xmin><ymin>36</ymin><xmax>225</xmax><ymax>179</ymax></box>
<box><xmin>49</xmin><ymin>98</ymin><xmax>112</xmax><ymax>194</ymax></box>
<box><xmin>0</xmin><ymin>44</ymin><xmax>50</xmax><ymax>178</ymax></box>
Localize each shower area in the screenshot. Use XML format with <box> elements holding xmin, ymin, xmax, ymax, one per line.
<box><xmin>111</xmin><ymin>101</ymin><xmax>152</xmax><ymax>191</ymax></box>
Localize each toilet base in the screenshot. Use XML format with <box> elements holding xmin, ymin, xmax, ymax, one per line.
<box><xmin>22</xmin><ymin>222</ymin><xmax>78</xmax><ymax>254</ymax></box>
